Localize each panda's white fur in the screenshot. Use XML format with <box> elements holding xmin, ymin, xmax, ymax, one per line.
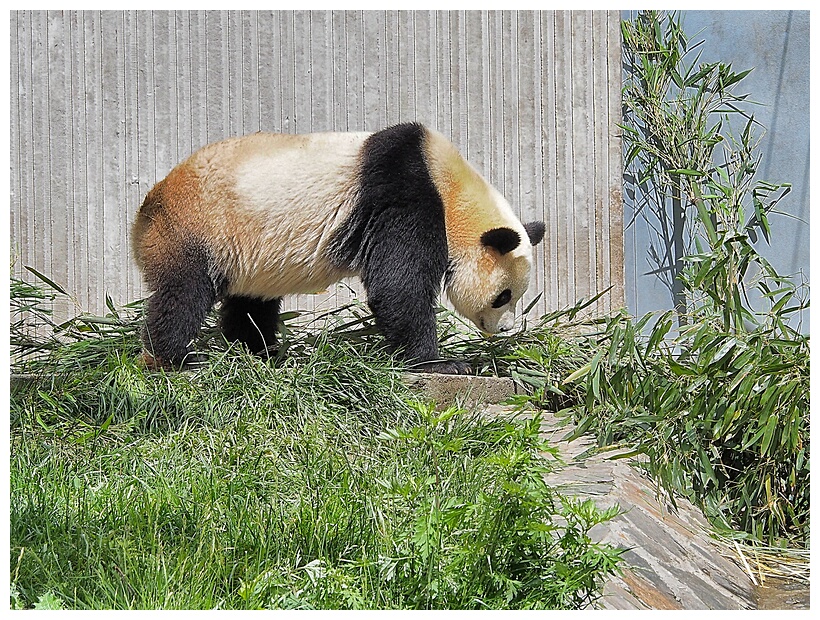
<box><xmin>132</xmin><ymin>122</ymin><xmax>544</xmax><ymax>373</ymax></box>
<box><xmin>178</xmin><ymin>132</ymin><xmax>367</xmax><ymax>297</ymax></box>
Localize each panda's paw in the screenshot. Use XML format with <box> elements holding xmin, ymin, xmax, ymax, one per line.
<box><xmin>138</xmin><ymin>350</ymin><xmax>176</xmax><ymax>371</ymax></box>
<box><xmin>138</xmin><ymin>350</ymin><xmax>206</xmax><ymax>371</ymax></box>
<box><xmin>409</xmin><ymin>360</ymin><xmax>473</xmax><ymax>375</ymax></box>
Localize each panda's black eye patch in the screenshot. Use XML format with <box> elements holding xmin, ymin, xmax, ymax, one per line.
<box><xmin>492</xmin><ymin>289</ymin><xmax>512</xmax><ymax>308</ymax></box>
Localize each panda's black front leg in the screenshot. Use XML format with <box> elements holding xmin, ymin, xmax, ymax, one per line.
<box><xmin>411</xmin><ymin>358</ymin><xmax>473</xmax><ymax>375</ymax></box>
<box><xmin>367</xmin><ymin>290</ymin><xmax>470</xmax><ymax>375</ymax></box>
<box><xmin>346</xmin><ymin>122</ymin><xmax>472</xmax><ymax>375</ymax></box>
<box><xmin>364</xmin><ymin>260</ymin><xmax>471</xmax><ymax>375</ymax></box>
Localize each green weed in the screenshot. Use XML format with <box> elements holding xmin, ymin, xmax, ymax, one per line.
<box><xmin>521</xmin><ymin>10</ymin><xmax>810</xmax><ymax>547</ymax></box>
<box><xmin>9</xmin><ymin>281</ymin><xmax>621</xmax><ymax>610</ymax></box>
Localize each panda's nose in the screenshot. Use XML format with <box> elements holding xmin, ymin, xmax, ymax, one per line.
<box><xmin>497</xmin><ymin>311</ymin><xmax>515</xmax><ymax>332</ymax></box>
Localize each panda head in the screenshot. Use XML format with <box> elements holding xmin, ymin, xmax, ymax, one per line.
<box><xmin>420</xmin><ymin>126</ymin><xmax>546</xmax><ymax>335</ymax></box>
<box><xmin>445</xmin><ymin>218</ymin><xmax>545</xmax><ymax>335</ymax></box>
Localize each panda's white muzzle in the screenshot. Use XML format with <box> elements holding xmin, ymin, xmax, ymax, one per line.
<box><xmin>478</xmin><ymin>309</ymin><xmax>516</xmax><ymax>335</ymax></box>
<box><xmin>495</xmin><ymin>310</ymin><xmax>515</xmax><ymax>333</ymax></box>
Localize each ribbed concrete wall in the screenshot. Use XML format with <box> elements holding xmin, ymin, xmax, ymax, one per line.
<box><xmin>10</xmin><ymin>10</ymin><xmax>623</xmax><ymax>323</ymax></box>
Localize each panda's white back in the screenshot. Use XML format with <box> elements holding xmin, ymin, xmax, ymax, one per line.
<box><xmin>187</xmin><ymin>132</ymin><xmax>370</xmax><ymax>299</ymax></box>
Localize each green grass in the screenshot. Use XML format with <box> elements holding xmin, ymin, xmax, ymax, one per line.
<box><xmin>9</xmin><ymin>292</ymin><xmax>622</xmax><ymax>610</ymax></box>
<box><xmin>11</xmin><ymin>238</ymin><xmax>809</xmax><ymax>611</ymax></box>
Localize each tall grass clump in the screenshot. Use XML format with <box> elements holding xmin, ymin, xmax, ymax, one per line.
<box><xmin>525</xmin><ymin>10</ymin><xmax>809</xmax><ymax>548</ymax></box>
<box><xmin>10</xmin><ymin>276</ymin><xmax>621</xmax><ymax>610</ymax></box>
<box><xmin>10</xmin><ymin>266</ymin><xmax>145</xmax><ymax>374</ymax></box>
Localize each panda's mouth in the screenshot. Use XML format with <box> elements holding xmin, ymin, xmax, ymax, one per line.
<box><xmin>477</xmin><ymin>311</ymin><xmax>515</xmax><ymax>335</ymax></box>
<box><xmin>477</xmin><ymin>318</ymin><xmax>495</xmax><ymax>338</ymax></box>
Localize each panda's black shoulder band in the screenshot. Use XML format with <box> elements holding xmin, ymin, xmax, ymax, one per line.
<box><xmin>326</xmin><ymin>122</ymin><xmax>449</xmax><ymax>364</ymax></box>
<box><xmin>326</xmin><ymin>122</ymin><xmax>446</xmax><ymax>271</ymax></box>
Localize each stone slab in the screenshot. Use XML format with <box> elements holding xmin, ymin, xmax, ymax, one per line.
<box><xmin>402</xmin><ymin>372</ymin><xmax>519</xmax><ymax>409</ymax></box>
<box><xmin>490</xmin><ymin>405</ymin><xmax>759</xmax><ymax>610</ymax></box>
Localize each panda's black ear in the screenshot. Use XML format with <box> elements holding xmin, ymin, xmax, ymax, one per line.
<box><xmin>481</xmin><ymin>227</ymin><xmax>521</xmax><ymax>255</ymax></box>
<box><xmin>524</xmin><ymin>221</ymin><xmax>546</xmax><ymax>246</ymax></box>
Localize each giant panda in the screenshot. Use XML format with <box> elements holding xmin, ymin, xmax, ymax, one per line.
<box><xmin>131</xmin><ymin>122</ymin><xmax>545</xmax><ymax>374</ymax></box>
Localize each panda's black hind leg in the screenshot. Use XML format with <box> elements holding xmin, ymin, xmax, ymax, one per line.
<box><xmin>141</xmin><ymin>250</ymin><xmax>217</xmax><ymax>369</ymax></box>
<box><xmin>219</xmin><ymin>295</ymin><xmax>281</xmax><ymax>357</ymax></box>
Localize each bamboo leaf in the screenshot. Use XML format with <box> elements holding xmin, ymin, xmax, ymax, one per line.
<box><xmin>24</xmin><ymin>266</ymin><xmax>68</xmax><ymax>295</ymax></box>
<box><xmin>563</xmin><ymin>363</ymin><xmax>591</xmax><ymax>384</ymax></box>
<box><xmin>667</xmin><ymin>168</ymin><xmax>704</xmax><ymax>176</ymax></box>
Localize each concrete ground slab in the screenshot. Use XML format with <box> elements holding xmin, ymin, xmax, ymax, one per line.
<box><xmin>403</xmin><ymin>372</ymin><xmax>519</xmax><ymax>409</ymax></box>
